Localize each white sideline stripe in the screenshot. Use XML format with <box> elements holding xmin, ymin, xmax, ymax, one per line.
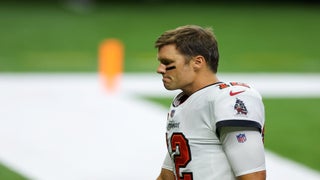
<box><xmin>119</xmin><ymin>73</ymin><xmax>320</xmax><ymax>97</ymax></box>
<box><xmin>0</xmin><ymin>73</ymin><xmax>319</xmax><ymax>180</ymax></box>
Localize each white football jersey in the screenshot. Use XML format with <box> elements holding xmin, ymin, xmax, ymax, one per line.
<box><xmin>162</xmin><ymin>82</ymin><xmax>265</xmax><ymax>180</ymax></box>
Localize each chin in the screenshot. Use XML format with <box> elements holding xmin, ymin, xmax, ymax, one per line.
<box><xmin>164</xmin><ymin>85</ymin><xmax>177</xmax><ymax>91</ymax></box>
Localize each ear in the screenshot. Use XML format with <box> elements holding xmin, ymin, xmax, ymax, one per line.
<box><xmin>192</xmin><ymin>55</ymin><xmax>206</xmax><ymax>70</ymax></box>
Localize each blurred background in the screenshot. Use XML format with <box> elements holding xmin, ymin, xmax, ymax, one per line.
<box><xmin>0</xmin><ymin>0</ymin><xmax>319</xmax><ymax>179</ymax></box>
<box><xmin>1</xmin><ymin>0</ymin><xmax>320</xmax><ymax>73</ymax></box>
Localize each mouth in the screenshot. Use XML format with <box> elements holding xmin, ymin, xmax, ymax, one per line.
<box><xmin>162</xmin><ymin>76</ymin><xmax>171</xmax><ymax>83</ymax></box>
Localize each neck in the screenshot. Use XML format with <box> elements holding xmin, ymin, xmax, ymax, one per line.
<box><xmin>182</xmin><ymin>72</ymin><xmax>219</xmax><ymax>96</ymax></box>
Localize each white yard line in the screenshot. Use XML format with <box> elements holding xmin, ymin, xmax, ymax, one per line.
<box><xmin>0</xmin><ymin>73</ymin><xmax>319</xmax><ymax>180</ymax></box>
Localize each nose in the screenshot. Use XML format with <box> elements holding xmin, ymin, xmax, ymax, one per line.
<box><xmin>157</xmin><ymin>64</ymin><xmax>166</xmax><ymax>74</ymax></box>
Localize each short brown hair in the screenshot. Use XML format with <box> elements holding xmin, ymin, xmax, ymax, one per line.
<box><xmin>155</xmin><ymin>25</ymin><xmax>219</xmax><ymax>73</ymax></box>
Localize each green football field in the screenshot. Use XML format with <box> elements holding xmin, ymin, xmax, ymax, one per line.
<box><xmin>1</xmin><ymin>2</ymin><xmax>320</xmax><ymax>73</ymax></box>
<box><xmin>0</xmin><ymin>2</ymin><xmax>319</xmax><ymax>179</ymax></box>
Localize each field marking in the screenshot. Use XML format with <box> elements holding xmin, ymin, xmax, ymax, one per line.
<box><xmin>118</xmin><ymin>73</ymin><xmax>320</xmax><ymax>98</ymax></box>
<box><xmin>0</xmin><ymin>73</ymin><xmax>319</xmax><ymax>180</ymax></box>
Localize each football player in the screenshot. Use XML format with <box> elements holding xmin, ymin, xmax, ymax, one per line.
<box><xmin>155</xmin><ymin>25</ymin><xmax>266</xmax><ymax>180</ymax></box>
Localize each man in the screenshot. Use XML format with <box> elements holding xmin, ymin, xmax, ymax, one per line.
<box><xmin>155</xmin><ymin>25</ymin><xmax>266</xmax><ymax>180</ymax></box>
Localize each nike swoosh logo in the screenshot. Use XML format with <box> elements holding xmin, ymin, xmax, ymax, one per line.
<box><xmin>229</xmin><ymin>90</ymin><xmax>245</xmax><ymax>96</ymax></box>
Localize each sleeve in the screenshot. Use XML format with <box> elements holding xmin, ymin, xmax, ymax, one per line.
<box><xmin>161</xmin><ymin>152</ymin><xmax>174</xmax><ymax>171</ymax></box>
<box><xmin>220</xmin><ymin>126</ymin><xmax>266</xmax><ymax>176</ymax></box>
<box><xmin>213</xmin><ymin>85</ymin><xmax>265</xmax><ymax>138</ymax></box>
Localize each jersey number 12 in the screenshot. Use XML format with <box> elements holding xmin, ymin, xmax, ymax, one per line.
<box><xmin>170</xmin><ymin>133</ymin><xmax>193</xmax><ymax>180</ymax></box>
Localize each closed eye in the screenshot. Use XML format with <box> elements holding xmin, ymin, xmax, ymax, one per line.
<box><xmin>158</xmin><ymin>58</ymin><xmax>174</xmax><ymax>66</ymax></box>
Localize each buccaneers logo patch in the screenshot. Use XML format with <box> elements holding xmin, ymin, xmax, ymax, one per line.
<box><xmin>234</xmin><ymin>98</ymin><xmax>248</xmax><ymax>115</ymax></box>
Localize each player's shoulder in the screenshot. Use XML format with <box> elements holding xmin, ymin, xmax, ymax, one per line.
<box><xmin>215</xmin><ymin>82</ymin><xmax>252</xmax><ymax>91</ymax></box>
<box><xmin>209</xmin><ymin>81</ymin><xmax>262</xmax><ymax>99</ymax></box>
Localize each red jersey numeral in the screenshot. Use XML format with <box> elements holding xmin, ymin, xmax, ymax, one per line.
<box><xmin>219</xmin><ymin>82</ymin><xmax>250</xmax><ymax>89</ymax></box>
<box><xmin>230</xmin><ymin>82</ymin><xmax>250</xmax><ymax>88</ymax></box>
<box><xmin>170</xmin><ymin>133</ymin><xmax>193</xmax><ymax>180</ymax></box>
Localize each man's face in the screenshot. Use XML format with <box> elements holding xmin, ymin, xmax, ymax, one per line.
<box><xmin>157</xmin><ymin>44</ymin><xmax>195</xmax><ymax>91</ymax></box>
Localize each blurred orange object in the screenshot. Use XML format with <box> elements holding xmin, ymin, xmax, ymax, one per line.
<box><xmin>99</xmin><ymin>39</ymin><xmax>124</xmax><ymax>93</ymax></box>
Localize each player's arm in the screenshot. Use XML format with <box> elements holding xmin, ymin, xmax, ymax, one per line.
<box><xmin>157</xmin><ymin>152</ymin><xmax>175</xmax><ymax>180</ymax></box>
<box><xmin>220</xmin><ymin>126</ymin><xmax>266</xmax><ymax>180</ymax></box>
<box><xmin>156</xmin><ymin>168</ymin><xmax>175</xmax><ymax>180</ymax></box>
<box><xmin>237</xmin><ymin>170</ymin><xmax>266</xmax><ymax>180</ymax></box>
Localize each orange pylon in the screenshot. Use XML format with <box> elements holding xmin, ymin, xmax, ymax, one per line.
<box><xmin>99</xmin><ymin>39</ymin><xmax>124</xmax><ymax>93</ymax></box>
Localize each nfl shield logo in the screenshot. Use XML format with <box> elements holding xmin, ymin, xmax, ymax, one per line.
<box><xmin>170</xmin><ymin>110</ymin><xmax>175</xmax><ymax>118</ymax></box>
<box><xmin>236</xmin><ymin>133</ymin><xmax>247</xmax><ymax>143</ymax></box>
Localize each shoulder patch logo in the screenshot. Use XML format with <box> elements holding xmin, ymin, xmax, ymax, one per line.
<box><xmin>234</xmin><ymin>98</ymin><xmax>248</xmax><ymax>115</ymax></box>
